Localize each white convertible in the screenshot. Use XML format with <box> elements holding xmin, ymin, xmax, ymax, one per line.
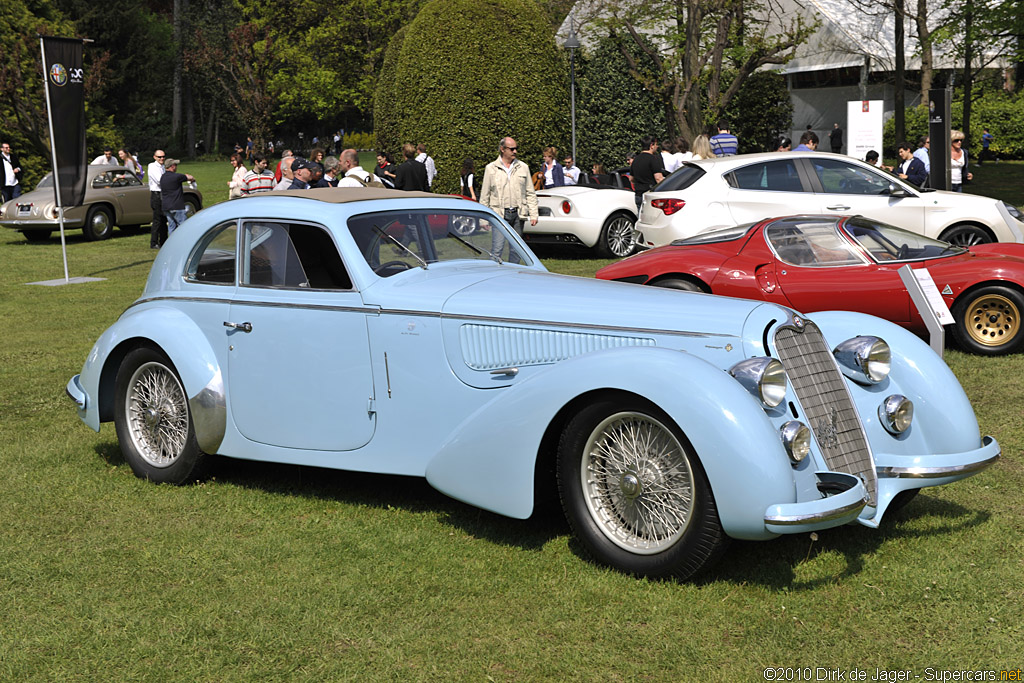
<box><xmin>531</xmin><ymin>178</ymin><xmax>638</xmax><ymax>257</ymax></box>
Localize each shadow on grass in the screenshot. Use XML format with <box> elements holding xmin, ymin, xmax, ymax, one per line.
<box><xmin>92</xmin><ymin>440</ymin><xmax>987</xmax><ymax>579</ymax></box>
<box><xmin>700</xmin><ymin>493</ymin><xmax>989</xmax><ymax>590</ymax></box>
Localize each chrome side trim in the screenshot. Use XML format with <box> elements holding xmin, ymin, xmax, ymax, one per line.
<box><xmin>764</xmin><ymin>495</ymin><xmax>869</xmax><ymax>526</ymax></box>
<box><xmin>188</xmin><ymin>369</ymin><xmax>226</xmax><ymax>454</ymax></box>
<box><xmin>878</xmin><ymin>452</ymin><xmax>1000</xmax><ymax>478</ymax></box>
<box><xmin>127</xmin><ymin>296</ymin><xmax>730</xmax><ymax>339</ymax></box>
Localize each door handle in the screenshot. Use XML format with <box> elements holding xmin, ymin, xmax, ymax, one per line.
<box><xmin>490</xmin><ymin>367</ymin><xmax>519</xmax><ymax>377</ymax></box>
<box><xmin>826</xmin><ymin>204</ymin><xmax>851</xmax><ymax>211</ymax></box>
<box><xmin>223</xmin><ymin>321</ymin><xmax>252</xmax><ymax>333</ymax></box>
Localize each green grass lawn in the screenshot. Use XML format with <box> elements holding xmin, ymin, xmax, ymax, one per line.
<box><xmin>1</xmin><ymin>162</ymin><xmax>1023</xmax><ymax>679</ymax></box>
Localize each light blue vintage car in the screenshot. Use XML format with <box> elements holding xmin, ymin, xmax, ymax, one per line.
<box><xmin>67</xmin><ymin>188</ymin><xmax>1000</xmax><ymax>579</ymax></box>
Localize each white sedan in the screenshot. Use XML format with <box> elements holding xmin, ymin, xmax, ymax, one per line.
<box><xmin>636</xmin><ymin>151</ymin><xmax>1024</xmax><ymax>249</ymax></box>
<box><xmin>530</xmin><ymin>180</ymin><xmax>639</xmax><ymax>257</ymax></box>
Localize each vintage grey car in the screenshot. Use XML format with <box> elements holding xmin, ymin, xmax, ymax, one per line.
<box><xmin>0</xmin><ymin>164</ymin><xmax>202</xmax><ymax>241</ymax></box>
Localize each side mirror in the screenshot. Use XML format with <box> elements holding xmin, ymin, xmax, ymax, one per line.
<box><xmin>888</xmin><ymin>183</ymin><xmax>909</xmax><ymax>198</ymax></box>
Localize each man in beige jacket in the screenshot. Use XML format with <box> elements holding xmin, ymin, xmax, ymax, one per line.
<box><xmin>480</xmin><ymin>137</ymin><xmax>537</xmax><ymax>256</ymax></box>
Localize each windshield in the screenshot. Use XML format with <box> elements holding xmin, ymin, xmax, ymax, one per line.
<box><xmin>843</xmin><ymin>216</ymin><xmax>964</xmax><ymax>261</ymax></box>
<box><xmin>347</xmin><ymin>209</ymin><xmax>533</xmax><ymax>275</ymax></box>
<box><xmin>672</xmin><ymin>222</ymin><xmax>756</xmax><ymax>246</ymax></box>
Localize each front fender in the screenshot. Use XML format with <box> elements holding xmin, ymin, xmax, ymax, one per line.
<box><xmin>76</xmin><ymin>305</ymin><xmax>225</xmax><ymax>453</ymax></box>
<box><xmin>425</xmin><ymin>346</ymin><xmax>797</xmax><ymax>539</ymax></box>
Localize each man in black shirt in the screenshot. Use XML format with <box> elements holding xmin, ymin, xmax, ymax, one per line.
<box><xmin>630</xmin><ymin>136</ymin><xmax>665</xmax><ymax>210</ymax></box>
<box><xmin>394</xmin><ymin>143</ymin><xmax>429</xmax><ymax>192</ymax></box>
<box><xmin>159</xmin><ymin>159</ymin><xmax>195</xmax><ymax>235</ymax></box>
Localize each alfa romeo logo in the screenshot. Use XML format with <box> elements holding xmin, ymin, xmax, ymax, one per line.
<box><xmin>49</xmin><ymin>63</ymin><xmax>68</xmax><ymax>86</ymax></box>
<box><xmin>816</xmin><ymin>407</ymin><xmax>840</xmax><ymax>449</ymax></box>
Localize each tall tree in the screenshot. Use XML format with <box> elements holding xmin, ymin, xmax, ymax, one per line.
<box><xmin>578</xmin><ymin>0</ymin><xmax>815</xmax><ymax>141</ymax></box>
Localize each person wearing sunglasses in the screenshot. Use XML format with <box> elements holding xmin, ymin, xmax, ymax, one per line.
<box><xmin>147</xmin><ymin>150</ymin><xmax>167</xmax><ymax>248</ymax></box>
<box><xmin>479</xmin><ymin>136</ymin><xmax>538</xmax><ymax>254</ymax></box>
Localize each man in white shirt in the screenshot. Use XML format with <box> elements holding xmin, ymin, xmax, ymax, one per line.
<box><xmin>147</xmin><ymin>150</ymin><xmax>167</xmax><ymax>248</ymax></box>
<box><xmin>336</xmin><ymin>149</ymin><xmax>383</xmax><ymax>187</ymax></box>
<box><xmin>562</xmin><ymin>155</ymin><xmax>581</xmax><ymax>185</ymax></box>
<box><xmin>92</xmin><ymin>148</ymin><xmax>118</xmax><ymax>165</ymax></box>
<box><xmin>1</xmin><ymin>142</ymin><xmax>23</xmax><ymax>202</ymax></box>
<box><xmin>415</xmin><ymin>143</ymin><xmax>437</xmax><ymax>187</ymax></box>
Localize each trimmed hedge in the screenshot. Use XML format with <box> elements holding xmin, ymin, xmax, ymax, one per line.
<box><xmin>722</xmin><ymin>71</ymin><xmax>793</xmax><ymax>154</ymax></box>
<box><xmin>884</xmin><ymin>91</ymin><xmax>1024</xmax><ymax>159</ymax></box>
<box><xmin>374</xmin><ymin>0</ymin><xmax>568</xmax><ymax>193</ymax></box>
<box><xmin>576</xmin><ymin>34</ymin><xmax>667</xmax><ymax>171</ymax></box>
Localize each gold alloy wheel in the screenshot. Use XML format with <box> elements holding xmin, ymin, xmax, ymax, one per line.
<box><xmin>964</xmin><ymin>292</ymin><xmax>1021</xmax><ymax>347</ymax></box>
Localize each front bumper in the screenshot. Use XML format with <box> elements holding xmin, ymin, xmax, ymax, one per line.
<box><xmin>765</xmin><ymin>471</ymin><xmax>868</xmax><ymax>534</ymax></box>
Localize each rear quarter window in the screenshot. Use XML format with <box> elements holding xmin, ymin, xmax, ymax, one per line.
<box><xmin>653</xmin><ymin>165</ymin><xmax>705</xmax><ymax>192</ymax></box>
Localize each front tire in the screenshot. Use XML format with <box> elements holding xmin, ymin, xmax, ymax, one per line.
<box><xmin>83</xmin><ymin>205</ymin><xmax>114</xmax><ymax>241</ymax></box>
<box><xmin>950</xmin><ymin>285</ymin><xmax>1024</xmax><ymax>355</ymax></box>
<box><xmin>595</xmin><ymin>211</ymin><xmax>637</xmax><ymax>258</ymax></box>
<box><xmin>113</xmin><ymin>347</ymin><xmax>208</xmax><ymax>483</ymax></box>
<box><xmin>557</xmin><ymin>398</ymin><xmax>726</xmax><ymax>579</ymax></box>
<box><xmin>939</xmin><ymin>224</ymin><xmax>992</xmax><ymax>247</ymax></box>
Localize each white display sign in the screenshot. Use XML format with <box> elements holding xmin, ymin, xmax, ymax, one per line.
<box><xmin>914</xmin><ymin>268</ymin><xmax>955</xmax><ymax>325</ymax></box>
<box><xmin>847</xmin><ymin>100</ymin><xmax>884</xmax><ymax>165</ymax></box>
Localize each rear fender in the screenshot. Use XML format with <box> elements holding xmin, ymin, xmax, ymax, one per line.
<box><xmin>425</xmin><ymin>345</ymin><xmax>796</xmax><ymax>539</ymax></box>
<box><xmin>79</xmin><ymin>306</ymin><xmax>225</xmax><ymax>453</ymax></box>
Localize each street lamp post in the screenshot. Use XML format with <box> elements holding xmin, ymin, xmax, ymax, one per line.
<box><xmin>564</xmin><ymin>27</ymin><xmax>580</xmax><ymax>166</ymax></box>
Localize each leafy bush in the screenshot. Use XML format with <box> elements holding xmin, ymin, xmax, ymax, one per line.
<box><xmin>722</xmin><ymin>71</ymin><xmax>793</xmax><ymax>154</ymax></box>
<box><xmin>884</xmin><ymin>91</ymin><xmax>1024</xmax><ymax>159</ymax></box>
<box><xmin>576</xmin><ymin>33</ymin><xmax>667</xmax><ymax>171</ymax></box>
<box><xmin>374</xmin><ymin>0</ymin><xmax>568</xmax><ymax>193</ymax></box>
<box><xmin>343</xmin><ymin>131</ymin><xmax>375</xmax><ymax>150</ymax></box>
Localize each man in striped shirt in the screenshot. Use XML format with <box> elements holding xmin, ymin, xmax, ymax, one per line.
<box><xmin>710</xmin><ymin>120</ymin><xmax>738</xmax><ymax>156</ymax></box>
<box><xmin>241</xmin><ymin>155</ymin><xmax>276</xmax><ymax>195</ymax></box>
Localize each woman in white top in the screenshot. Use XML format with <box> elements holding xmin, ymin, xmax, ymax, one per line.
<box><xmin>661</xmin><ymin>140</ymin><xmax>680</xmax><ymax>174</ymax></box>
<box><xmin>227</xmin><ymin>153</ymin><xmax>248</xmax><ymax>200</ymax></box>
<box><xmin>950</xmin><ymin>130</ymin><xmax>973</xmax><ymax>192</ymax></box>
<box><xmin>674</xmin><ymin>137</ymin><xmax>693</xmax><ymax>165</ymax></box>
<box><xmin>691</xmin><ymin>135</ymin><xmax>715</xmax><ymax>160</ymax></box>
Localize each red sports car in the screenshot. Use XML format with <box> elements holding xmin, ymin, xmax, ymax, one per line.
<box><xmin>596</xmin><ymin>214</ymin><xmax>1024</xmax><ymax>355</ymax></box>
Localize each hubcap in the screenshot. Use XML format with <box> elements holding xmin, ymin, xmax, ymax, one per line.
<box><xmin>581</xmin><ymin>412</ymin><xmax>694</xmax><ymax>554</ymax></box>
<box><xmin>125</xmin><ymin>361</ymin><xmax>189</xmax><ymax>467</ymax></box>
<box><xmin>965</xmin><ymin>293</ymin><xmax>1020</xmax><ymax>347</ymax></box>
<box><xmin>92</xmin><ymin>211</ymin><xmax>111</xmax><ymax>235</ymax></box>
<box><xmin>606</xmin><ymin>216</ymin><xmax>636</xmax><ymax>257</ymax></box>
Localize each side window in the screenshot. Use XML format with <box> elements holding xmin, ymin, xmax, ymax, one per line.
<box><xmin>766</xmin><ymin>220</ymin><xmax>864</xmax><ymax>267</ymax></box>
<box><xmin>811</xmin><ymin>159</ymin><xmax>891</xmax><ymax>195</ymax></box>
<box><xmin>187</xmin><ymin>221</ymin><xmax>237</xmax><ymax>284</ymax></box>
<box><xmin>728</xmin><ymin>160</ymin><xmax>803</xmax><ymax>192</ymax></box>
<box><xmin>92</xmin><ymin>172</ymin><xmax>114</xmax><ymax>189</ymax></box>
<box><xmin>121</xmin><ymin>172</ymin><xmax>142</xmax><ymax>186</ymax></box>
<box><xmin>242</xmin><ymin>221</ymin><xmax>352</xmax><ymax>290</ymax></box>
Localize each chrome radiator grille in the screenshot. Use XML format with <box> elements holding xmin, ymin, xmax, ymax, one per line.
<box><xmin>774</xmin><ymin>323</ymin><xmax>877</xmax><ymax>505</ymax></box>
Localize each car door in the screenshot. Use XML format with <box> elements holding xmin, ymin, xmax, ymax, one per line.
<box><xmin>801</xmin><ymin>157</ymin><xmax>926</xmax><ymax>235</ymax></box>
<box><xmin>762</xmin><ymin>217</ymin><xmax>910</xmax><ymax>323</ymax></box>
<box><xmin>114</xmin><ymin>171</ymin><xmax>151</xmax><ymax>223</ymax></box>
<box><xmin>226</xmin><ymin>219</ymin><xmax>377</xmax><ymax>451</ymax></box>
<box><xmin>722</xmin><ymin>158</ymin><xmax>816</xmax><ymax>224</ymax></box>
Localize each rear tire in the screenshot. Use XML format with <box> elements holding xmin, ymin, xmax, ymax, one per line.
<box><xmin>651</xmin><ymin>277</ymin><xmax>707</xmax><ymax>293</ymax></box>
<box><xmin>595</xmin><ymin>212</ymin><xmax>637</xmax><ymax>258</ymax></box>
<box><xmin>83</xmin><ymin>205</ymin><xmax>114</xmax><ymax>241</ymax></box>
<box><xmin>114</xmin><ymin>347</ymin><xmax>208</xmax><ymax>483</ymax></box>
<box><xmin>557</xmin><ymin>397</ymin><xmax>726</xmax><ymax>579</ymax></box>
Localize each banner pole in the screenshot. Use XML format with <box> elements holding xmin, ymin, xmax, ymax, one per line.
<box><xmin>39</xmin><ymin>35</ymin><xmax>70</xmax><ymax>282</ymax></box>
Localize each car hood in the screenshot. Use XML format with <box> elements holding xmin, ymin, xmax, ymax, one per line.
<box><xmin>440</xmin><ymin>268</ymin><xmax>780</xmax><ymax>345</ymax></box>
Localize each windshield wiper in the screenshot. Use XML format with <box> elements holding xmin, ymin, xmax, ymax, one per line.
<box><xmin>447</xmin><ymin>230</ymin><xmax>503</xmax><ymax>264</ymax></box>
<box><xmin>373</xmin><ymin>225</ymin><xmax>428</xmax><ymax>269</ymax></box>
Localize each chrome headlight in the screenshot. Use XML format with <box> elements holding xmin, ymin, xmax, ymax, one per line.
<box><xmin>729</xmin><ymin>357</ymin><xmax>787</xmax><ymax>408</ymax></box>
<box><xmin>1003</xmin><ymin>201</ymin><xmax>1024</xmax><ymax>222</ymax></box>
<box><xmin>879</xmin><ymin>394</ymin><xmax>913</xmax><ymax>434</ymax></box>
<box><xmin>833</xmin><ymin>336</ymin><xmax>890</xmax><ymax>384</ymax></box>
<box><xmin>780</xmin><ymin>420</ymin><xmax>811</xmax><ymax>463</ymax></box>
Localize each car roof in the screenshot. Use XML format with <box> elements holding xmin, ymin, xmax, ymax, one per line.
<box><xmin>256</xmin><ymin>187</ymin><xmax>443</xmax><ymax>204</ymax></box>
<box><xmin>684</xmin><ymin>150</ymin><xmax>856</xmax><ymax>168</ymax></box>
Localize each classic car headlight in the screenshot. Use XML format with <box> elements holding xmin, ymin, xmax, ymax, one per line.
<box><xmin>833</xmin><ymin>336</ymin><xmax>890</xmax><ymax>384</ymax></box>
<box><xmin>729</xmin><ymin>357</ymin><xmax>786</xmax><ymax>408</ymax></box>
<box><xmin>878</xmin><ymin>394</ymin><xmax>913</xmax><ymax>434</ymax></box>
<box><xmin>1003</xmin><ymin>201</ymin><xmax>1024</xmax><ymax>222</ymax></box>
<box><xmin>780</xmin><ymin>420</ymin><xmax>811</xmax><ymax>463</ymax></box>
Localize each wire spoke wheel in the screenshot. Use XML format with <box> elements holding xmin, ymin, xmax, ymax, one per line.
<box><xmin>581</xmin><ymin>412</ymin><xmax>695</xmax><ymax>554</ymax></box>
<box><xmin>963</xmin><ymin>292</ymin><xmax>1020</xmax><ymax>347</ymax></box>
<box><xmin>124</xmin><ymin>361</ymin><xmax>190</xmax><ymax>468</ymax></box>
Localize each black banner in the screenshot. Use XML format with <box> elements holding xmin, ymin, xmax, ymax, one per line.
<box><xmin>41</xmin><ymin>36</ymin><xmax>87</xmax><ymax>207</ymax></box>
